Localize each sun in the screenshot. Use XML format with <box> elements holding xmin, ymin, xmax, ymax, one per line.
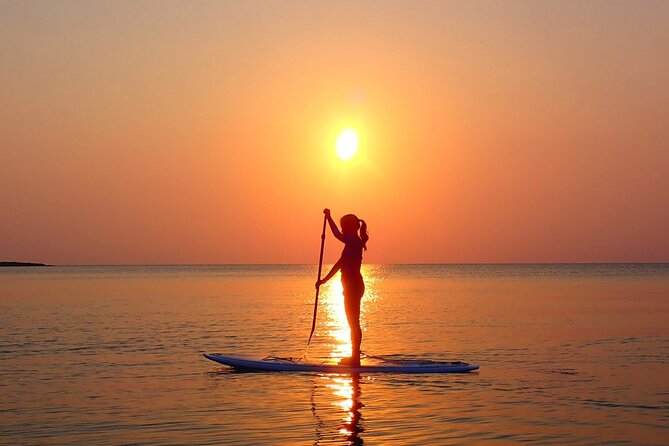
<box><xmin>336</xmin><ymin>129</ymin><xmax>359</xmax><ymax>161</ymax></box>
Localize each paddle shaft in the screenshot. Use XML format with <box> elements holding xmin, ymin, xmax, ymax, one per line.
<box><xmin>306</xmin><ymin>214</ymin><xmax>327</xmax><ymax>352</ymax></box>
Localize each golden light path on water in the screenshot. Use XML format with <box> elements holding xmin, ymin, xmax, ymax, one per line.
<box><xmin>318</xmin><ymin>265</ymin><xmax>379</xmax><ymax>359</ymax></box>
<box><xmin>315</xmin><ymin>265</ymin><xmax>379</xmax><ymax>442</ymax></box>
<box><xmin>325</xmin><ymin>375</ymin><xmax>364</xmax><ymax>439</ymax></box>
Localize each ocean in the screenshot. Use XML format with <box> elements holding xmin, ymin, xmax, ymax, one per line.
<box><xmin>1</xmin><ymin>264</ymin><xmax>667</xmax><ymax>445</ymax></box>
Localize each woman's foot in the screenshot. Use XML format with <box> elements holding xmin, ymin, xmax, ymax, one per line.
<box><xmin>338</xmin><ymin>356</ymin><xmax>361</xmax><ymax>366</ymax></box>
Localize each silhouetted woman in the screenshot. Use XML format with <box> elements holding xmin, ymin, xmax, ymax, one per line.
<box><xmin>316</xmin><ymin>208</ymin><xmax>368</xmax><ymax>366</ymax></box>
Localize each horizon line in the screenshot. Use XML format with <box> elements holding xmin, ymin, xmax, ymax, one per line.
<box><xmin>7</xmin><ymin>261</ymin><xmax>668</xmax><ymax>267</ymax></box>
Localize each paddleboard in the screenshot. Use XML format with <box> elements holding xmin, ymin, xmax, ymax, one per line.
<box><xmin>203</xmin><ymin>353</ymin><xmax>479</xmax><ymax>373</ymax></box>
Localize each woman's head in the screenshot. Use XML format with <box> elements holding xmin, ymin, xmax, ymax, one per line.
<box><xmin>340</xmin><ymin>214</ymin><xmax>368</xmax><ymax>250</ymax></box>
<box><xmin>340</xmin><ymin>214</ymin><xmax>360</xmax><ymax>235</ymax></box>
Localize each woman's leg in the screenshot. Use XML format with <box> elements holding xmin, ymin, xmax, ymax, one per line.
<box><xmin>344</xmin><ymin>285</ymin><xmax>364</xmax><ymax>364</ymax></box>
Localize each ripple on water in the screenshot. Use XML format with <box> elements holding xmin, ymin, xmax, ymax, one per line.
<box><xmin>1</xmin><ymin>264</ymin><xmax>668</xmax><ymax>445</ymax></box>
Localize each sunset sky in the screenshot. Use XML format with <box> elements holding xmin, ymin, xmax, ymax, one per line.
<box><xmin>1</xmin><ymin>1</ymin><xmax>668</xmax><ymax>264</ymax></box>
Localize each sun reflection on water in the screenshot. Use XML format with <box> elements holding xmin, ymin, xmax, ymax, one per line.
<box><xmin>319</xmin><ymin>265</ymin><xmax>379</xmax><ymax>360</ymax></box>
<box><xmin>318</xmin><ymin>374</ymin><xmax>365</xmax><ymax>445</ymax></box>
<box><xmin>308</xmin><ymin>267</ymin><xmax>379</xmax><ymax>444</ymax></box>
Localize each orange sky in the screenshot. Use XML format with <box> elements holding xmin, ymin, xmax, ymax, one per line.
<box><xmin>1</xmin><ymin>1</ymin><xmax>668</xmax><ymax>264</ymax></box>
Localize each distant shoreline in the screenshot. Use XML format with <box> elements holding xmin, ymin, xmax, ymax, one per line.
<box><xmin>0</xmin><ymin>262</ymin><xmax>51</xmax><ymax>267</ymax></box>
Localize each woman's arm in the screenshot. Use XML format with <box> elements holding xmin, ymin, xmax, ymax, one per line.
<box><xmin>315</xmin><ymin>258</ymin><xmax>342</xmax><ymax>288</ymax></box>
<box><xmin>324</xmin><ymin>208</ymin><xmax>344</xmax><ymax>242</ymax></box>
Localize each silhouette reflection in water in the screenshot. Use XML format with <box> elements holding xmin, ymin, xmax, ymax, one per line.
<box><xmin>309</xmin><ymin>265</ymin><xmax>378</xmax><ymax>444</ymax></box>
<box><xmin>312</xmin><ymin>373</ymin><xmax>364</xmax><ymax>445</ymax></box>
<box><xmin>337</xmin><ymin>373</ymin><xmax>364</xmax><ymax>445</ymax></box>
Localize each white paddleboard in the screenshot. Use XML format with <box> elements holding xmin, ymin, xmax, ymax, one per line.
<box><xmin>203</xmin><ymin>353</ymin><xmax>479</xmax><ymax>373</ymax></box>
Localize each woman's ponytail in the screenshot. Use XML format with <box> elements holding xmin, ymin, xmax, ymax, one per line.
<box><xmin>359</xmin><ymin>219</ymin><xmax>368</xmax><ymax>251</ymax></box>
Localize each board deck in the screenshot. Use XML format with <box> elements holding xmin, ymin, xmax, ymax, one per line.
<box><xmin>203</xmin><ymin>353</ymin><xmax>479</xmax><ymax>373</ymax></box>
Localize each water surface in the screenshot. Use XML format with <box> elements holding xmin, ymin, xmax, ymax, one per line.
<box><xmin>1</xmin><ymin>264</ymin><xmax>668</xmax><ymax>444</ymax></box>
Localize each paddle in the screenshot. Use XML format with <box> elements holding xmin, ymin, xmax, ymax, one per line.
<box><xmin>305</xmin><ymin>212</ymin><xmax>327</xmax><ymax>356</ymax></box>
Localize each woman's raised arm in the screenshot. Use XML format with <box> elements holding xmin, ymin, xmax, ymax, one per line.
<box><xmin>324</xmin><ymin>208</ymin><xmax>344</xmax><ymax>242</ymax></box>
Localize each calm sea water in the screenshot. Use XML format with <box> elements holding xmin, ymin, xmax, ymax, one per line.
<box><xmin>1</xmin><ymin>264</ymin><xmax>668</xmax><ymax>445</ymax></box>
